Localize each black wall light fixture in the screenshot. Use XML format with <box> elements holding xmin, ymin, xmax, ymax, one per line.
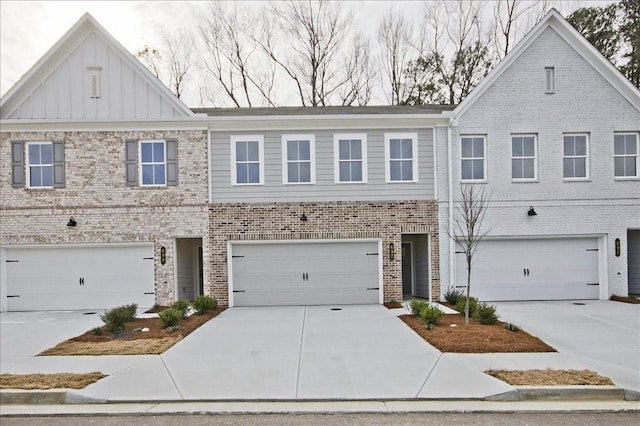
<box><xmin>615</xmin><ymin>238</ymin><xmax>621</xmax><ymax>257</ymax></box>
<box><xmin>527</xmin><ymin>207</ymin><xmax>537</xmax><ymax>216</ymax></box>
<box><xmin>160</xmin><ymin>246</ymin><xmax>167</xmax><ymax>265</ymax></box>
<box><xmin>67</xmin><ymin>217</ymin><xmax>77</xmax><ymax>227</ymax></box>
<box><xmin>389</xmin><ymin>243</ymin><xmax>395</xmax><ymax>260</ymax></box>
<box><xmin>300</xmin><ymin>213</ymin><xmax>308</xmax><ymax>222</ymax></box>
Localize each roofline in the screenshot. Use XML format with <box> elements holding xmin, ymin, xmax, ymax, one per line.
<box><xmin>0</xmin><ymin>13</ymin><xmax>194</xmax><ymax>118</ymax></box>
<box><xmin>453</xmin><ymin>8</ymin><xmax>640</xmax><ymax>118</ymax></box>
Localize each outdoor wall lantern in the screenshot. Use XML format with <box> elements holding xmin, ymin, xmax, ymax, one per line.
<box><xmin>615</xmin><ymin>238</ymin><xmax>621</xmax><ymax>257</ymax></box>
<box><xmin>300</xmin><ymin>213</ymin><xmax>308</xmax><ymax>222</ymax></box>
<box><xmin>66</xmin><ymin>217</ymin><xmax>77</xmax><ymax>227</ymax></box>
<box><xmin>527</xmin><ymin>206</ymin><xmax>537</xmax><ymax>216</ymax></box>
<box><xmin>389</xmin><ymin>242</ymin><xmax>395</xmax><ymax>261</ymax></box>
<box><xmin>160</xmin><ymin>246</ymin><xmax>166</xmax><ymax>265</ymax></box>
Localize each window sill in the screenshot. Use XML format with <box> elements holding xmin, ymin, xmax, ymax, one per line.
<box><xmin>511</xmin><ymin>179</ymin><xmax>539</xmax><ymax>183</ymax></box>
<box><xmin>385</xmin><ymin>180</ymin><xmax>419</xmax><ymax>184</ymax></box>
<box><xmin>614</xmin><ymin>177</ymin><xmax>640</xmax><ymax>181</ymax></box>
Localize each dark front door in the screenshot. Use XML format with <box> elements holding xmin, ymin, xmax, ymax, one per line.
<box><xmin>402</xmin><ymin>243</ymin><xmax>412</xmax><ymax>296</ymax></box>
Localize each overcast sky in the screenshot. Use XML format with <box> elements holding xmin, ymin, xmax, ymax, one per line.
<box><xmin>0</xmin><ymin>1</ymin><xmax>614</xmax><ymax>107</ymax></box>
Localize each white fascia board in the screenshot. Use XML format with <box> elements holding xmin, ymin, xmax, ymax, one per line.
<box><xmin>0</xmin><ymin>119</ymin><xmax>208</xmax><ymax>132</ymax></box>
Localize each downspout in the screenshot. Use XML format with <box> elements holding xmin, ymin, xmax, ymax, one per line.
<box><xmin>447</xmin><ymin>120</ymin><xmax>455</xmax><ymax>296</ymax></box>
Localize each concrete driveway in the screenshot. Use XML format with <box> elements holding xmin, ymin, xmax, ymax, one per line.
<box><xmin>492</xmin><ymin>300</ymin><xmax>640</xmax><ymax>392</ymax></box>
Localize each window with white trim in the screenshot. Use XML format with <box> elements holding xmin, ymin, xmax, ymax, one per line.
<box><xmin>140</xmin><ymin>140</ymin><xmax>166</xmax><ymax>186</ymax></box>
<box><xmin>385</xmin><ymin>133</ymin><xmax>418</xmax><ymax>182</ymax></box>
<box><xmin>334</xmin><ymin>134</ymin><xmax>367</xmax><ymax>183</ymax></box>
<box><xmin>563</xmin><ymin>134</ymin><xmax>589</xmax><ymax>179</ymax></box>
<box><xmin>231</xmin><ymin>135</ymin><xmax>264</xmax><ymax>185</ymax></box>
<box><xmin>614</xmin><ymin>133</ymin><xmax>639</xmax><ymax>178</ymax></box>
<box><xmin>511</xmin><ymin>135</ymin><xmax>537</xmax><ymax>180</ymax></box>
<box><xmin>460</xmin><ymin>136</ymin><xmax>486</xmax><ymax>181</ymax></box>
<box><xmin>27</xmin><ymin>142</ymin><xmax>54</xmax><ymax>187</ymax></box>
<box><xmin>282</xmin><ymin>134</ymin><xmax>315</xmax><ymax>184</ymax></box>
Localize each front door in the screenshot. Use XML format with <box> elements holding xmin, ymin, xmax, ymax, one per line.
<box><xmin>402</xmin><ymin>243</ymin><xmax>412</xmax><ymax>296</ymax></box>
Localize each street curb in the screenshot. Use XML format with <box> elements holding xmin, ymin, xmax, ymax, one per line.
<box><xmin>0</xmin><ymin>386</ymin><xmax>635</xmax><ymax>405</ymax></box>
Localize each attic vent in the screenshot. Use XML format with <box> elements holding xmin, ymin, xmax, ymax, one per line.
<box><xmin>87</xmin><ymin>66</ymin><xmax>102</xmax><ymax>98</ymax></box>
<box><xmin>545</xmin><ymin>67</ymin><xmax>555</xmax><ymax>94</ymax></box>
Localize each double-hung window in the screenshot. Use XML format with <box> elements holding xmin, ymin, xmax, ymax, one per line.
<box><xmin>511</xmin><ymin>135</ymin><xmax>537</xmax><ymax>180</ymax></box>
<box><xmin>385</xmin><ymin>133</ymin><xmax>418</xmax><ymax>182</ymax></box>
<box><xmin>231</xmin><ymin>135</ymin><xmax>264</xmax><ymax>185</ymax></box>
<box><xmin>282</xmin><ymin>134</ymin><xmax>315</xmax><ymax>184</ymax></box>
<box><xmin>334</xmin><ymin>134</ymin><xmax>367</xmax><ymax>183</ymax></box>
<box><xmin>614</xmin><ymin>133</ymin><xmax>639</xmax><ymax>178</ymax></box>
<box><xmin>140</xmin><ymin>140</ymin><xmax>166</xmax><ymax>186</ymax></box>
<box><xmin>563</xmin><ymin>134</ymin><xmax>589</xmax><ymax>179</ymax></box>
<box><xmin>11</xmin><ymin>141</ymin><xmax>65</xmax><ymax>189</ymax></box>
<box><xmin>460</xmin><ymin>136</ymin><xmax>486</xmax><ymax>181</ymax></box>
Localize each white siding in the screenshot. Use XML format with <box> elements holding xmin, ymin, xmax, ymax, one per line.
<box><xmin>211</xmin><ymin>128</ymin><xmax>435</xmax><ymax>202</ymax></box>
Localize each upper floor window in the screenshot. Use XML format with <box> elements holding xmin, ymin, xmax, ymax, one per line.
<box><xmin>27</xmin><ymin>142</ymin><xmax>54</xmax><ymax>187</ymax></box>
<box><xmin>334</xmin><ymin>134</ymin><xmax>367</xmax><ymax>183</ymax></box>
<box><xmin>282</xmin><ymin>134</ymin><xmax>315</xmax><ymax>184</ymax></box>
<box><xmin>385</xmin><ymin>133</ymin><xmax>418</xmax><ymax>182</ymax></box>
<box><xmin>614</xmin><ymin>133</ymin><xmax>639</xmax><ymax>178</ymax></box>
<box><xmin>563</xmin><ymin>134</ymin><xmax>589</xmax><ymax>180</ymax></box>
<box><xmin>231</xmin><ymin>135</ymin><xmax>264</xmax><ymax>185</ymax></box>
<box><xmin>461</xmin><ymin>136</ymin><xmax>486</xmax><ymax>181</ymax></box>
<box><xmin>11</xmin><ymin>140</ymin><xmax>65</xmax><ymax>189</ymax></box>
<box><xmin>125</xmin><ymin>138</ymin><xmax>177</xmax><ymax>187</ymax></box>
<box><xmin>140</xmin><ymin>140</ymin><xmax>166</xmax><ymax>186</ymax></box>
<box><xmin>511</xmin><ymin>135</ymin><xmax>537</xmax><ymax>180</ymax></box>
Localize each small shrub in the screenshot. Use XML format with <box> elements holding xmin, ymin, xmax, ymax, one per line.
<box><xmin>192</xmin><ymin>296</ymin><xmax>218</xmax><ymax>315</ymax></box>
<box><xmin>409</xmin><ymin>299</ymin><xmax>429</xmax><ymax>316</ymax></box>
<box><xmin>444</xmin><ymin>288</ymin><xmax>463</xmax><ymax>305</ymax></box>
<box><xmin>91</xmin><ymin>327</ymin><xmax>103</xmax><ymax>336</ymax></box>
<box><xmin>418</xmin><ymin>305</ymin><xmax>444</xmax><ymax>328</ymax></box>
<box><xmin>167</xmin><ymin>324</ymin><xmax>181</xmax><ymax>333</ymax></box>
<box><xmin>504</xmin><ymin>322</ymin><xmax>520</xmax><ymax>332</ymax></box>
<box><xmin>455</xmin><ymin>296</ymin><xmax>478</xmax><ymax>317</ymax></box>
<box><xmin>171</xmin><ymin>299</ymin><xmax>190</xmax><ymax>319</ymax></box>
<box><xmin>474</xmin><ymin>302</ymin><xmax>499</xmax><ymax>325</ymax></box>
<box><xmin>158</xmin><ymin>308</ymin><xmax>183</xmax><ymax>329</ymax></box>
<box><xmin>100</xmin><ymin>303</ymin><xmax>138</xmax><ymax>333</ymax></box>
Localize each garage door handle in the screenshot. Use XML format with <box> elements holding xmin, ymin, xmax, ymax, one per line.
<box><xmin>367</xmin><ymin>287</ymin><xmax>379</xmax><ymax>290</ymax></box>
<box><xmin>144</xmin><ymin>292</ymin><xmax>155</xmax><ymax>295</ymax></box>
<box><xmin>587</xmin><ymin>283</ymin><xmax>599</xmax><ymax>286</ymax></box>
<box><xmin>7</xmin><ymin>295</ymin><xmax>19</xmax><ymax>298</ymax></box>
<box><xmin>233</xmin><ymin>290</ymin><xmax>246</xmax><ymax>293</ymax></box>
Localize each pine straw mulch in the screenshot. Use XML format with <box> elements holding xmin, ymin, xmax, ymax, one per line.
<box><xmin>0</xmin><ymin>372</ymin><xmax>106</xmax><ymax>390</ymax></box>
<box><xmin>399</xmin><ymin>313</ymin><xmax>556</xmax><ymax>353</ymax></box>
<box><xmin>610</xmin><ymin>295</ymin><xmax>640</xmax><ymax>304</ymax></box>
<box><xmin>486</xmin><ymin>369</ymin><xmax>614</xmax><ymax>386</ymax></box>
<box><xmin>38</xmin><ymin>307</ymin><xmax>226</xmax><ymax>356</ymax></box>
<box><xmin>384</xmin><ymin>301</ymin><xmax>404</xmax><ymax>309</ymax></box>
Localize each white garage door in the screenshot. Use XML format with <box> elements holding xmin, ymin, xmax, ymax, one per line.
<box><xmin>5</xmin><ymin>244</ymin><xmax>155</xmax><ymax>311</ymax></box>
<box><xmin>455</xmin><ymin>238</ymin><xmax>599</xmax><ymax>301</ymax></box>
<box><xmin>230</xmin><ymin>241</ymin><xmax>381</xmax><ymax>306</ymax></box>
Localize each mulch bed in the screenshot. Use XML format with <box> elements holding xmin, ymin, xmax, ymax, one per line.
<box><xmin>610</xmin><ymin>295</ymin><xmax>640</xmax><ymax>304</ymax></box>
<box><xmin>399</xmin><ymin>313</ymin><xmax>556</xmax><ymax>353</ymax></box>
<box><xmin>384</xmin><ymin>301</ymin><xmax>404</xmax><ymax>309</ymax></box>
<box><xmin>486</xmin><ymin>369</ymin><xmax>613</xmax><ymax>386</ymax></box>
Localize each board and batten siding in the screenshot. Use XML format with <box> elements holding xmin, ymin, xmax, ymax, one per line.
<box><xmin>210</xmin><ymin>128</ymin><xmax>436</xmax><ymax>202</ymax></box>
<box><xmin>9</xmin><ymin>31</ymin><xmax>184</xmax><ymax>120</ymax></box>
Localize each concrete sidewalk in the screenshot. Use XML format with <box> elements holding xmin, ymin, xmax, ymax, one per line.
<box><xmin>1</xmin><ymin>302</ymin><xmax>638</xmax><ymax>407</ymax></box>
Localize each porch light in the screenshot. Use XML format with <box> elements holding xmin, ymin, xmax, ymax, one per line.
<box><xmin>527</xmin><ymin>207</ymin><xmax>537</xmax><ymax>216</ymax></box>
<box><xmin>67</xmin><ymin>217</ymin><xmax>77</xmax><ymax>227</ymax></box>
<box><xmin>300</xmin><ymin>213</ymin><xmax>308</xmax><ymax>222</ymax></box>
<box><xmin>389</xmin><ymin>243</ymin><xmax>395</xmax><ymax>261</ymax></box>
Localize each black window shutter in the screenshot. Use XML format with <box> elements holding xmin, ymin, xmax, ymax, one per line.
<box><xmin>166</xmin><ymin>139</ymin><xmax>178</xmax><ymax>186</ymax></box>
<box><xmin>125</xmin><ymin>139</ymin><xmax>138</xmax><ymax>186</ymax></box>
<box><xmin>11</xmin><ymin>141</ymin><xmax>24</xmax><ymax>188</ymax></box>
<box><xmin>52</xmin><ymin>141</ymin><xmax>65</xmax><ymax>187</ymax></box>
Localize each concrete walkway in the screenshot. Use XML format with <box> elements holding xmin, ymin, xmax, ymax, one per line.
<box><xmin>1</xmin><ymin>301</ymin><xmax>638</xmax><ymax>404</ymax></box>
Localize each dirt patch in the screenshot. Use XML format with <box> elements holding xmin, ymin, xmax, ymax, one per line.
<box><xmin>486</xmin><ymin>369</ymin><xmax>614</xmax><ymax>386</ymax></box>
<box><xmin>144</xmin><ymin>305</ymin><xmax>169</xmax><ymax>313</ymax></box>
<box><xmin>399</xmin><ymin>314</ymin><xmax>555</xmax><ymax>353</ymax></box>
<box><xmin>610</xmin><ymin>295</ymin><xmax>640</xmax><ymax>304</ymax></box>
<box><xmin>39</xmin><ymin>307</ymin><xmax>226</xmax><ymax>356</ymax></box>
<box><xmin>0</xmin><ymin>372</ymin><xmax>106</xmax><ymax>390</ymax></box>
<box><xmin>384</xmin><ymin>301</ymin><xmax>404</xmax><ymax>309</ymax></box>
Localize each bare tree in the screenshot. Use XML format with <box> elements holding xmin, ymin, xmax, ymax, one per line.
<box><xmin>493</xmin><ymin>0</ymin><xmax>550</xmax><ymax>59</ymax></box>
<box><xmin>339</xmin><ymin>33</ymin><xmax>375</xmax><ymax>106</ymax></box>
<box><xmin>136</xmin><ymin>45</ymin><xmax>162</xmax><ymax>79</ymax></box>
<box><xmin>378</xmin><ymin>8</ymin><xmax>415</xmax><ymax>105</ymax></box>
<box><xmin>258</xmin><ymin>0</ymin><xmax>370</xmax><ymax>106</ymax></box>
<box><xmin>448</xmin><ymin>184</ymin><xmax>490</xmax><ymax>325</ymax></box>
<box><xmin>163</xmin><ymin>29</ymin><xmax>194</xmax><ymax>99</ymax></box>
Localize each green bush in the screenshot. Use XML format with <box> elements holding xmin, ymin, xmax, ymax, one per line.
<box><xmin>409</xmin><ymin>299</ymin><xmax>429</xmax><ymax>316</ymax></box>
<box><xmin>91</xmin><ymin>327</ymin><xmax>103</xmax><ymax>336</ymax></box>
<box><xmin>100</xmin><ymin>303</ymin><xmax>138</xmax><ymax>333</ymax></box>
<box><xmin>158</xmin><ymin>308</ymin><xmax>183</xmax><ymax>329</ymax></box>
<box><xmin>171</xmin><ymin>299</ymin><xmax>190</xmax><ymax>319</ymax></box>
<box><xmin>192</xmin><ymin>296</ymin><xmax>218</xmax><ymax>315</ymax></box>
<box><xmin>474</xmin><ymin>303</ymin><xmax>499</xmax><ymax>325</ymax></box>
<box><xmin>418</xmin><ymin>305</ymin><xmax>444</xmax><ymax>328</ymax></box>
<box><xmin>454</xmin><ymin>296</ymin><xmax>478</xmax><ymax>317</ymax></box>
<box><xmin>444</xmin><ymin>288</ymin><xmax>463</xmax><ymax>305</ymax></box>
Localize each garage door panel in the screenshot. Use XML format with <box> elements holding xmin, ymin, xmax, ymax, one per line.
<box><xmin>6</xmin><ymin>245</ymin><xmax>155</xmax><ymax>311</ymax></box>
<box><xmin>232</xmin><ymin>241</ymin><xmax>380</xmax><ymax>306</ymax></box>
<box><xmin>456</xmin><ymin>238</ymin><xmax>599</xmax><ymax>301</ymax></box>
